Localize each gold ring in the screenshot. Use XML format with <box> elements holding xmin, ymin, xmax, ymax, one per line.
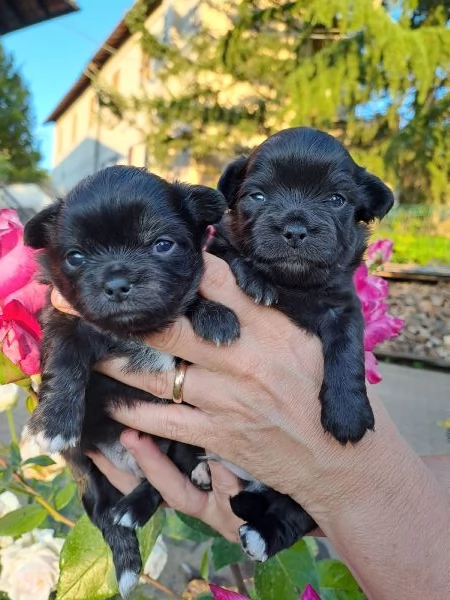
<box><xmin>172</xmin><ymin>361</ymin><xmax>189</xmax><ymax>404</ymax></box>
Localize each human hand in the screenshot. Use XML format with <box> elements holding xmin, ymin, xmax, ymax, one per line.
<box><xmin>86</xmin><ymin>429</ymin><xmax>243</xmax><ymax>542</ymax></box>
<box><xmin>52</xmin><ymin>253</ymin><xmax>359</xmax><ymax>512</ymax></box>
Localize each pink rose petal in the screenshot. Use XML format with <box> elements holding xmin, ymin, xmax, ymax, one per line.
<box><xmin>300</xmin><ymin>584</ymin><xmax>322</xmax><ymax>600</ymax></box>
<box><xmin>209</xmin><ymin>584</ymin><xmax>249</xmax><ymax>599</ymax></box>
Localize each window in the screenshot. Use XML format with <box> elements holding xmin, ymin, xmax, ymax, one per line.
<box><xmin>111</xmin><ymin>69</ymin><xmax>120</xmax><ymax>90</ymax></box>
<box><xmin>140</xmin><ymin>50</ymin><xmax>151</xmax><ymax>83</ymax></box>
<box><xmin>56</xmin><ymin>127</ymin><xmax>63</xmax><ymax>155</ymax></box>
<box><xmin>71</xmin><ymin>113</ymin><xmax>77</xmax><ymax>143</ymax></box>
<box><xmin>89</xmin><ymin>96</ymin><xmax>97</xmax><ymax>128</ymax></box>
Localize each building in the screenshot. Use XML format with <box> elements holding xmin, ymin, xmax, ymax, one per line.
<box><xmin>47</xmin><ymin>0</ymin><xmax>224</xmax><ymax>193</ymax></box>
<box><xmin>0</xmin><ymin>0</ymin><xmax>78</xmax><ymax>35</ymax></box>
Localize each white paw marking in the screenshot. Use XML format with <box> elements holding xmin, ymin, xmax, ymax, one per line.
<box><xmin>33</xmin><ymin>432</ymin><xmax>78</xmax><ymax>453</ymax></box>
<box><xmin>239</xmin><ymin>524</ymin><xmax>268</xmax><ymax>562</ymax></box>
<box><xmin>153</xmin><ymin>352</ymin><xmax>175</xmax><ymax>371</ymax></box>
<box><xmin>115</xmin><ymin>510</ymin><xmax>135</xmax><ymax>529</ymax></box>
<box><xmin>118</xmin><ymin>569</ymin><xmax>139</xmax><ymax>598</ymax></box>
<box><xmin>190</xmin><ymin>462</ymin><xmax>211</xmax><ymax>489</ymax></box>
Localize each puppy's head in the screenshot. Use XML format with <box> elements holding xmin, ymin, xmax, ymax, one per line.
<box><xmin>218</xmin><ymin>127</ymin><xmax>393</xmax><ymax>286</ymax></box>
<box><xmin>25</xmin><ymin>166</ymin><xmax>226</xmax><ymax>334</ymax></box>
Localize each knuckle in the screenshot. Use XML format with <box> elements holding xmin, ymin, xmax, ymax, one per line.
<box><xmin>152</xmin><ymin>371</ymin><xmax>172</xmax><ymax>399</ymax></box>
<box><xmin>238</xmin><ymin>353</ymin><xmax>265</xmax><ymax>380</ymax></box>
<box><xmin>202</xmin><ymin>256</ymin><xmax>233</xmax><ymax>290</ymax></box>
<box><xmin>149</xmin><ymin>320</ymin><xmax>186</xmax><ymax>353</ymax></box>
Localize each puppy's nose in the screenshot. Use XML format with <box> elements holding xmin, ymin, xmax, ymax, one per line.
<box><xmin>282</xmin><ymin>223</ymin><xmax>308</xmax><ymax>247</ymax></box>
<box><xmin>104</xmin><ymin>276</ymin><xmax>131</xmax><ymax>302</ymax></box>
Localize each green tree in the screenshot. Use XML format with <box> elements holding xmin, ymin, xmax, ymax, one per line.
<box><xmin>103</xmin><ymin>0</ymin><xmax>449</xmax><ymax>203</ymax></box>
<box><xmin>0</xmin><ymin>42</ymin><xmax>44</xmax><ymax>183</ymax></box>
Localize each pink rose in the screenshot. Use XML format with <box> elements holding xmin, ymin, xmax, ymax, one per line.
<box><xmin>0</xmin><ymin>299</ymin><xmax>42</xmax><ymax>375</ymax></box>
<box><xmin>209</xmin><ymin>583</ymin><xmax>322</xmax><ymax>599</ymax></box>
<box><xmin>0</xmin><ymin>209</ymin><xmax>47</xmax><ymax>375</ymax></box>
<box><xmin>0</xmin><ymin>209</ymin><xmax>41</xmax><ymax>302</ymax></box>
<box><xmin>354</xmin><ymin>244</ymin><xmax>404</xmax><ymax>384</ymax></box>
<box><xmin>209</xmin><ymin>584</ymin><xmax>249</xmax><ymax>599</ymax></box>
<box><xmin>300</xmin><ymin>584</ymin><xmax>322</xmax><ymax>600</ymax></box>
<box><xmin>366</xmin><ymin>239</ymin><xmax>393</xmax><ymax>267</ymax></box>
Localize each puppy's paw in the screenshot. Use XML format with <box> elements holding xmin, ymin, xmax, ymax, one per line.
<box><xmin>190</xmin><ymin>299</ymin><xmax>240</xmax><ymax>346</ymax></box>
<box><xmin>26</xmin><ymin>412</ymin><xmax>79</xmax><ymax>453</ymax></box>
<box><xmin>113</xmin><ymin>501</ymin><xmax>148</xmax><ymax>530</ymax></box>
<box><xmin>230</xmin><ymin>258</ymin><xmax>278</xmax><ymax>306</ymax></box>
<box><xmin>321</xmin><ymin>389</ymin><xmax>375</xmax><ymax>444</ymax></box>
<box><xmin>239</xmin><ymin>524</ymin><xmax>268</xmax><ymax>562</ymax></box>
<box><xmin>190</xmin><ymin>461</ymin><xmax>212</xmax><ymax>491</ymax></box>
<box><xmin>118</xmin><ymin>570</ymin><xmax>140</xmax><ymax>599</ymax></box>
<box><xmin>230</xmin><ymin>490</ymin><xmax>269</xmax><ymax>522</ymax></box>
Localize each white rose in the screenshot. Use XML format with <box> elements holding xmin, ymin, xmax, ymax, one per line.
<box><xmin>19</xmin><ymin>427</ymin><xmax>66</xmax><ymax>482</ymax></box>
<box><xmin>0</xmin><ymin>491</ymin><xmax>21</xmax><ymax>549</ymax></box>
<box><xmin>0</xmin><ymin>383</ymin><xmax>27</xmax><ymax>412</ymax></box>
<box><xmin>143</xmin><ymin>535</ymin><xmax>168</xmax><ymax>580</ymax></box>
<box><xmin>0</xmin><ymin>529</ymin><xmax>64</xmax><ymax>600</ymax></box>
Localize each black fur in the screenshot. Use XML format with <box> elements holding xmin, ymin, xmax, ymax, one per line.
<box><xmin>209</xmin><ymin>126</ymin><xmax>394</xmax><ymax>560</ymax></box>
<box><xmin>24</xmin><ymin>166</ymin><xmax>239</xmax><ymax>597</ymax></box>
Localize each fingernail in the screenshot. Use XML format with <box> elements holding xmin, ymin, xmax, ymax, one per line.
<box><xmin>120</xmin><ymin>429</ymin><xmax>139</xmax><ymax>451</ymax></box>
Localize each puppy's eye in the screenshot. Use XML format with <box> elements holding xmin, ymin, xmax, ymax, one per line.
<box><xmin>250</xmin><ymin>192</ymin><xmax>265</xmax><ymax>202</ymax></box>
<box><xmin>65</xmin><ymin>251</ymin><xmax>85</xmax><ymax>268</ymax></box>
<box><xmin>330</xmin><ymin>194</ymin><xmax>346</xmax><ymax>208</ymax></box>
<box><xmin>154</xmin><ymin>238</ymin><xmax>175</xmax><ymax>253</ymax></box>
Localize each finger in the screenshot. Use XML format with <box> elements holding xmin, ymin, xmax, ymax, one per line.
<box><xmin>113</xmin><ymin>402</ymin><xmax>215</xmax><ymax>448</ymax></box>
<box><xmin>50</xmin><ymin>289</ymin><xmax>79</xmax><ymax>316</ymax></box>
<box><xmin>120</xmin><ymin>430</ymin><xmax>208</xmax><ymax>516</ymax></box>
<box><xmin>97</xmin><ymin>359</ymin><xmax>219</xmax><ymax>408</ymax></box>
<box><xmin>86</xmin><ymin>450</ymin><xmax>141</xmax><ymax>495</ymax></box>
<box><xmin>199</xmin><ymin>253</ymin><xmax>261</xmax><ymax>320</ymax></box>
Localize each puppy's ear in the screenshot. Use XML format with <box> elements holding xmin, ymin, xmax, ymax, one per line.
<box><xmin>24</xmin><ymin>200</ymin><xmax>62</xmax><ymax>249</ymax></box>
<box><xmin>175</xmin><ymin>183</ymin><xmax>227</xmax><ymax>229</ymax></box>
<box><xmin>217</xmin><ymin>156</ymin><xmax>247</xmax><ymax>206</ymax></box>
<box><xmin>355</xmin><ymin>169</ymin><xmax>394</xmax><ymax>223</ymax></box>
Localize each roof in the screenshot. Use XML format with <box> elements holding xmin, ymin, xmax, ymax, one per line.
<box><xmin>45</xmin><ymin>0</ymin><xmax>162</xmax><ymax>123</ymax></box>
<box><xmin>0</xmin><ymin>0</ymin><xmax>78</xmax><ymax>35</ymax></box>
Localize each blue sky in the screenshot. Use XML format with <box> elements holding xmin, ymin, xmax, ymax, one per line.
<box><xmin>2</xmin><ymin>0</ymin><xmax>134</xmax><ymax>170</ymax></box>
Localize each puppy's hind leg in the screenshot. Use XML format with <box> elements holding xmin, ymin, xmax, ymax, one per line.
<box><xmin>230</xmin><ymin>488</ymin><xmax>316</xmax><ymax>561</ymax></box>
<box><xmin>112</xmin><ymin>480</ymin><xmax>162</xmax><ymax>530</ymax></box>
<box><xmin>82</xmin><ymin>462</ymin><xmax>143</xmax><ymax>598</ymax></box>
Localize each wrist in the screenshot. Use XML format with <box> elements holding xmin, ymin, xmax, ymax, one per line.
<box><xmin>293</xmin><ymin>392</ymin><xmax>450</xmax><ymax>600</ymax></box>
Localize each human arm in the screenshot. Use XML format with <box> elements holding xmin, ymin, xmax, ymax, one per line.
<box><xmin>52</xmin><ymin>253</ymin><xmax>450</xmax><ymax>600</ymax></box>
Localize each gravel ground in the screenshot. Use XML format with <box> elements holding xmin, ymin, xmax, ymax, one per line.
<box><xmin>377</xmin><ymin>279</ymin><xmax>450</xmax><ymax>365</ymax></box>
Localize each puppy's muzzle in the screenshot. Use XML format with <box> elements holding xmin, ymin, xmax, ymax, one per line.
<box><xmin>104</xmin><ymin>275</ymin><xmax>132</xmax><ymax>302</ymax></box>
<box><xmin>282</xmin><ymin>222</ymin><xmax>308</xmax><ymax>248</ymax></box>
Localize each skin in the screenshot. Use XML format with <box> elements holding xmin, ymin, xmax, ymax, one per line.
<box><xmin>52</xmin><ymin>253</ymin><xmax>450</xmax><ymax>600</ymax></box>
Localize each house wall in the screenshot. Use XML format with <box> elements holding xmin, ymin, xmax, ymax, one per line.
<box><xmin>51</xmin><ymin>0</ymin><xmax>200</xmax><ymax>192</ymax></box>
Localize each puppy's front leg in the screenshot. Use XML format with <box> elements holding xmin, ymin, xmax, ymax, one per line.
<box><xmin>318</xmin><ymin>304</ymin><xmax>375</xmax><ymax>444</ymax></box>
<box><xmin>28</xmin><ymin>318</ymin><xmax>104</xmax><ymax>453</ymax></box>
<box><xmin>229</xmin><ymin>255</ymin><xmax>278</xmax><ymax>306</ymax></box>
<box><xmin>188</xmin><ymin>297</ymin><xmax>240</xmax><ymax>346</ymax></box>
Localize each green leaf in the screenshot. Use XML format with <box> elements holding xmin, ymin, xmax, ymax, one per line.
<box><xmin>175</xmin><ymin>511</ymin><xmax>220</xmax><ymax>539</ymax></box>
<box><xmin>22</xmin><ymin>455</ymin><xmax>57</xmax><ymax>468</ymax></box>
<box><xmin>137</xmin><ymin>508</ymin><xmax>165</xmax><ymax>565</ymax></box>
<box><xmin>0</xmin><ymin>504</ymin><xmax>47</xmax><ymax>536</ymax></box>
<box><xmin>0</xmin><ymin>353</ymin><xmax>27</xmax><ymax>385</ymax></box>
<box><xmin>54</xmin><ymin>483</ymin><xmax>78</xmax><ymax>511</ymax></box>
<box><xmin>164</xmin><ymin>511</ymin><xmax>215</xmax><ymax>543</ymax></box>
<box><xmin>317</xmin><ymin>559</ymin><xmax>364</xmax><ymax>600</ymax></box>
<box><xmin>254</xmin><ymin>540</ymin><xmax>319</xmax><ymax>600</ymax></box>
<box><xmin>200</xmin><ymin>548</ymin><xmax>210</xmax><ymax>580</ymax></box>
<box><xmin>211</xmin><ymin>537</ymin><xmax>244</xmax><ymax>570</ymax></box>
<box><xmin>56</xmin><ymin>514</ymin><xmax>118</xmax><ymax>600</ymax></box>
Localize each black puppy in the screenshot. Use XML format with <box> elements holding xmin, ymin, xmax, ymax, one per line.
<box><xmin>24</xmin><ymin>166</ymin><xmax>239</xmax><ymax>597</ymax></box>
<box><xmin>209</xmin><ymin>126</ymin><xmax>394</xmax><ymax>560</ymax></box>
